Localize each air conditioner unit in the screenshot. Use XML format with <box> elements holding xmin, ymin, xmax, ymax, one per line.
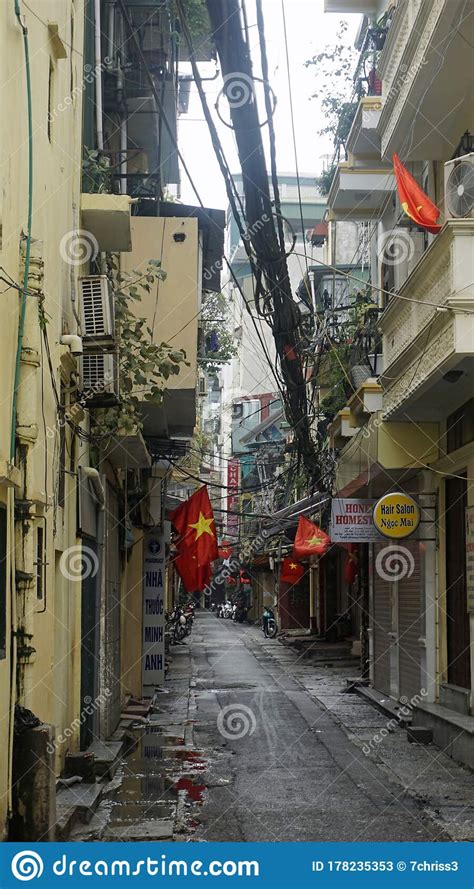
<box><xmin>444</xmin><ymin>153</ymin><xmax>474</xmax><ymax>219</ymax></box>
<box><xmin>198</xmin><ymin>376</ymin><xmax>208</xmax><ymax>396</ymax></box>
<box><xmin>80</xmin><ymin>352</ymin><xmax>119</xmax><ymax>406</ymax></box>
<box><xmin>79</xmin><ymin>275</ymin><xmax>115</xmax><ymax>344</ymax></box>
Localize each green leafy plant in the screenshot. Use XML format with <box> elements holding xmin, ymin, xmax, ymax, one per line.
<box><xmin>199</xmin><ymin>291</ymin><xmax>238</xmax><ymax>372</ymax></box>
<box><xmin>306</xmin><ymin>21</ymin><xmax>359</xmax><ymax>158</ymax></box>
<box><xmin>172</xmin><ymin>0</ymin><xmax>211</xmax><ymax>43</ymax></box>
<box><xmin>82</xmin><ymin>148</ymin><xmax>112</xmax><ymax>194</ymax></box>
<box><xmin>92</xmin><ymin>257</ymin><xmax>189</xmax><ymax>436</ymax></box>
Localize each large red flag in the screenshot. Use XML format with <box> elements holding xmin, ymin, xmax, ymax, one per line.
<box><xmin>170</xmin><ymin>486</ymin><xmax>218</xmax><ymax>565</ymax></box>
<box><xmin>393</xmin><ymin>153</ymin><xmax>442</xmax><ymax>234</ymax></box>
<box><xmin>343</xmin><ymin>543</ymin><xmax>359</xmax><ymax>585</ymax></box>
<box><xmin>293</xmin><ymin>516</ymin><xmax>331</xmax><ymax>559</ymax></box>
<box><xmin>280</xmin><ymin>556</ymin><xmax>304</xmax><ymax>584</ymax></box>
<box><xmin>174</xmin><ymin>552</ymin><xmax>212</xmax><ymax>593</ymax></box>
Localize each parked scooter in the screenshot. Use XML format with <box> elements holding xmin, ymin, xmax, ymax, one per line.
<box><xmin>183</xmin><ymin>603</ymin><xmax>194</xmax><ymax>636</ymax></box>
<box><xmin>222</xmin><ymin>600</ymin><xmax>234</xmax><ymax>619</ymax></box>
<box><xmin>262</xmin><ymin>606</ymin><xmax>278</xmax><ymax>638</ymax></box>
<box><xmin>166</xmin><ymin>607</ymin><xmax>187</xmax><ymax>643</ymax></box>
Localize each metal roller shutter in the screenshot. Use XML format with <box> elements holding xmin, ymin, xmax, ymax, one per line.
<box><xmin>372</xmin><ymin>543</ymin><xmax>392</xmax><ymax>696</ymax></box>
<box><xmin>398</xmin><ymin>540</ymin><xmax>422</xmax><ymax>702</ymax></box>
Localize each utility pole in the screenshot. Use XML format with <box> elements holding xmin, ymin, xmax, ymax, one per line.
<box><xmin>204</xmin><ymin>0</ymin><xmax>316</xmax><ymax>476</ymax></box>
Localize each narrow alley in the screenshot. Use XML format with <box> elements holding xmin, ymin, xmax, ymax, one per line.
<box><xmin>73</xmin><ymin>612</ymin><xmax>474</xmax><ymax>844</ymax></box>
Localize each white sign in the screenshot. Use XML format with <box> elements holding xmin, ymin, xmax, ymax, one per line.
<box><xmin>330</xmin><ymin>498</ymin><xmax>382</xmax><ymax>543</ymax></box>
<box><xmin>142</xmin><ymin>527</ymin><xmax>167</xmax><ymax>695</ymax></box>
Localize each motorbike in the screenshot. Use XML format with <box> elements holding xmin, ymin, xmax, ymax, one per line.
<box><xmin>262</xmin><ymin>606</ymin><xmax>278</xmax><ymax>638</ymax></box>
<box><xmin>223</xmin><ymin>601</ymin><xmax>234</xmax><ymax>619</ymax></box>
<box><xmin>183</xmin><ymin>603</ymin><xmax>194</xmax><ymax>636</ymax></box>
<box><xmin>166</xmin><ymin>607</ymin><xmax>187</xmax><ymax>643</ymax></box>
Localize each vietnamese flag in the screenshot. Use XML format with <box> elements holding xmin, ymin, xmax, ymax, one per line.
<box><xmin>343</xmin><ymin>543</ymin><xmax>359</xmax><ymax>585</ymax></box>
<box><xmin>170</xmin><ymin>486</ymin><xmax>218</xmax><ymax>565</ymax></box>
<box><xmin>280</xmin><ymin>556</ymin><xmax>304</xmax><ymax>584</ymax></box>
<box><xmin>393</xmin><ymin>153</ymin><xmax>442</xmax><ymax>234</ymax></box>
<box><xmin>218</xmin><ymin>541</ymin><xmax>233</xmax><ymax>560</ymax></box>
<box><xmin>293</xmin><ymin>516</ymin><xmax>331</xmax><ymax>559</ymax></box>
<box><xmin>174</xmin><ymin>552</ymin><xmax>211</xmax><ymax>593</ymax></box>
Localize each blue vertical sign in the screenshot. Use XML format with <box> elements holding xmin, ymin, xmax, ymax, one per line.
<box><xmin>142</xmin><ymin>528</ymin><xmax>166</xmax><ymax>695</ymax></box>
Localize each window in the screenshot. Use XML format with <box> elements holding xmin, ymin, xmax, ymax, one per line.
<box><xmin>47</xmin><ymin>59</ymin><xmax>54</xmax><ymax>142</ymax></box>
<box><xmin>447</xmin><ymin>398</ymin><xmax>474</xmax><ymax>453</ymax></box>
<box><xmin>0</xmin><ymin>505</ymin><xmax>7</xmax><ymax>659</ymax></box>
<box><xmin>36</xmin><ymin>526</ymin><xmax>44</xmax><ymax>600</ymax></box>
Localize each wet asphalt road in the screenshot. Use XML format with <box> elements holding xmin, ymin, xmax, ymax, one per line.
<box><xmin>190</xmin><ymin>612</ymin><xmax>446</xmax><ymax>842</ymax></box>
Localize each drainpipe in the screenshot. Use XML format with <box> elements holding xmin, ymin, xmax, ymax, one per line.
<box><xmin>11</xmin><ymin>0</ymin><xmax>33</xmax><ymax>461</ymax></box>
<box><xmin>107</xmin><ymin>0</ymin><xmax>115</xmax><ymax>63</ymax></box>
<box><xmin>94</xmin><ymin>0</ymin><xmax>104</xmax><ymax>150</ymax></box>
<box><xmin>116</xmin><ymin>58</ymin><xmax>127</xmax><ymax>194</ymax></box>
<box><xmin>9</xmin><ymin>0</ymin><xmax>33</xmax><ymax>818</ymax></box>
<box><xmin>81</xmin><ymin>467</ymin><xmax>105</xmax><ymax>509</ymax></box>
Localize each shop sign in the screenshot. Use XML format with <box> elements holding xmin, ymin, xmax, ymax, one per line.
<box><xmin>465</xmin><ymin>505</ymin><xmax>474</xmax><ymax>612</ymax></box>
<box><xmin>373</xmin><ymin>492</ymin><xmax>420</xmax><ymax>539</ymax></box>
<box><xmin>142</xmin><ymin>528</ymin><xmax>167</xmax><ymax>695</ymax></box>
<box><xmin>330</xmin><ymin>499</ymin><xmax>381</xmax><ymax>542</ymax></box>
<box><xmin>227</xmin><ymin>459</ymin><xmax>240</xmax><ymax>537</ymax></box>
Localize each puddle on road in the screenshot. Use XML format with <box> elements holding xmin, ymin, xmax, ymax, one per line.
<box><xmin>98</xmin><ymin>728</ymin><xmax>208</xmax><ymax>837</ymax></box>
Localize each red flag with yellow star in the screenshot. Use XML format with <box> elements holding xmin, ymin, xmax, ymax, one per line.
<box><xmin>218</xmin><ymin>541</ymin><xmax>233</xmax><ymax>560</ymax></box>
<box><xmin>170</xmin><ymin>486</ymin><xmax>218</xmax><ymax>566</ymax></box>
<box><xmin>280</xmin><ymin>556</ymin><xmax>304</xmax><ymax>584</ymax></box>
<box><xmin>293</xmin><ymin>516</ymin><xmax>331</xmax><ymax>559</ymax></box>
<box><xmin>393</xmin><ymin>154</ymin><xmax>442</xmax><ymax>234</ymax></box>
<box><xmin>173</xmin><ymin>552</ymin><xmax>212</xmax><ymax>593</ymax></box>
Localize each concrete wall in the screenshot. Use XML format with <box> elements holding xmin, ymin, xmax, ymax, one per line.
<box><xmin>0</xmin><ymin>0</ymin><xmax>87</xmax><ymax>835</ymax></box>
<box><xmin>121</xmin><ymin>217</ymin><xmax>199</xmax><ymax>392</ymax></box>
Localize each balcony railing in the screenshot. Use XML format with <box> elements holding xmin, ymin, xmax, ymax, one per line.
<box><xmin>380</xmin><ymin>219</ymin><xmax>474</xmax><ymax>419</ymax></box>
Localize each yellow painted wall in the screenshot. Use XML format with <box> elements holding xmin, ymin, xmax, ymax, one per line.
<box><xmin>377</xmin><ymin>421</ymin><xmax>440</xmax><ymax>469</ymax></box>
<box><xmin>0</xmin><ymin>0</ymin><xmax>86</xmax><ymax>832</ymax></box>
<box><xmin>121</xmin><ymin>217</ymin><xmax>199</xmax><ymax>390</ymax></box>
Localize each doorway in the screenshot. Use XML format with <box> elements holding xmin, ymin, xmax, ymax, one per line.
<box><xmin>445</xmin><ymin>475</ymin><xmax>470</xmax><ymax>689</ymax></box>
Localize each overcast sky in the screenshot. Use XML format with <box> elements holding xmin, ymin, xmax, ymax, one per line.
<box><xmin>178</xmin><ymin>0</ymin><xmax>359</xmax><ymax>209</ymax></box>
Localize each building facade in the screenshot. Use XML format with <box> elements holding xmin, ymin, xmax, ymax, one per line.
<box><xmin>0</xmin><ymin>0</ymin><xmax>222</xmax><ymax>839</ymax></box>
<box><xmin>325</xmin><ymin>0</ymin><xmax>474</xmax><ymax>767</ymax></box>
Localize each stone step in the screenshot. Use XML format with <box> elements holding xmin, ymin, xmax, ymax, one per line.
<box><xmin>55</xmin><ymin>781</ymin><xmax>103</xmax><ymax>840</ymax></box>
<box><xmin>86</xmin><ymin>739</ymin><xmax>124</xmax><ymax>779</ymax></box>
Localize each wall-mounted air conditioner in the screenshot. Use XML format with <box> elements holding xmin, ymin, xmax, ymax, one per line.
<box><xmin>79</xmin><ymin>275</ymin><xmax>115</xmax><ymax>345</ymax></box>
<box><xmin>80</xmin><ymin>352</ymin><xmax>119</xmax><ymax>406</ymax></box>
<box><xmin>444</xmin><ymin>153</ymin><xmax>474</xmax><ymax>219</ymax></box>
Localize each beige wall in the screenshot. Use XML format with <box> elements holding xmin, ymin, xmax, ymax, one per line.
<box><xmin>122</xmin><ymin>217</ymin><xmax>200</xmax><ymax>391</ymax></box>
<box><xmin>0</xmin><ymin>0</ymin><xmax>86</xmax><ymax>833</ymax></box>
